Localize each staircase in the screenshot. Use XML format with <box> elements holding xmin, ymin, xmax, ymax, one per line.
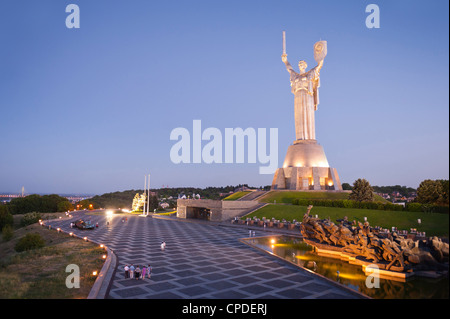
<box><xmin>237</xmin><ymin>190</ymin><xmax>269</xmax><ymax>201</ymax></box>
<box><xmin>232</xmin><ymin>203</ymin><xmax>268</xmax><ymax>220</ymax></box>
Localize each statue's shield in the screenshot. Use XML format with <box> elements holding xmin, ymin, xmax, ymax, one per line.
<box><xmin>314</xmin><ymin>40</ymin><xmax>327</xmax><ymax>63</ymax></box>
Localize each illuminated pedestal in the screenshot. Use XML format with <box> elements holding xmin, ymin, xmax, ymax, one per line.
<box><xmin>271</xmin><ymin>140</ymin><xmax>342</xmax><ymax>191</ymax></box>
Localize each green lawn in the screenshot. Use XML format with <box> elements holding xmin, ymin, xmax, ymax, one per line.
<box><xmin>245</xmin><ymin>204</ymin><xmax>449</xmax><ymax>237</ymax></box>
<box><xmin>259</xmin><ymin>191</ymin><xmax>388</xmax><ymax>204</ymax></box>
<box><xmin>259</xmin><ymin>191</ymin><xmax>348</xmax><ymax>203</ymax></box>
<box><xmin>223</xmin><ymin>191</ymin><xmax>251</xmax><ymax>201</ymax></box>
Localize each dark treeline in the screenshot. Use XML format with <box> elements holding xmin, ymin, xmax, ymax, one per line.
<box><xmin>5</xmin><ymin>194</ymin><xmax>72</xmax><ymax>215</ymax></box>
<box><xmin>371</xmin><ymin>185</ymin><xmax>417</xmax><ymax>197</ymax></box>
<box><xmin>88</xmin><ymin>184</ymin><xmax>268</xmax><ymax>209</ymax></box>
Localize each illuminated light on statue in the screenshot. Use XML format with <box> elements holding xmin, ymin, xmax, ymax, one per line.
<box><xmin>272</xmin><ymin>32</ymin><xmax>342</xmax><ymax>191</ymax></box>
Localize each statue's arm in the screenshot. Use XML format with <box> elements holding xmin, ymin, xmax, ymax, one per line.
<box><xmin>281</xmin><ymin>54</ymin><xmax>296</xmax><ymax>75</ymax></box>
<box><xmin>315</xmin><ymin>59</ymin><xmax>324</xmax><ymax>74</ymax></box>
<box><xmin>285</xmin><ymin>62</ymin><xmax>296</xmax><ymax>74</ymax></box>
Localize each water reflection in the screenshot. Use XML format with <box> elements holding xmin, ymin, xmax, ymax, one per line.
<box><xmin>243</xmin><ymin>236</ymin><xmax>448</xmax><ymax>299</ymax></box>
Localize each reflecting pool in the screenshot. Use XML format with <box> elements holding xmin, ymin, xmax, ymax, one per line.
<box><xmin>242</xmin><ymin>235</ymin><xmax>448</xmax><ymax>299</ymax></box>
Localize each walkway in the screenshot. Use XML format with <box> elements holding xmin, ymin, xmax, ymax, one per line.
<box><xmin>46</xmin><ymin>212</ymin><xmax>364</xmax><ymax>299</ymax></box>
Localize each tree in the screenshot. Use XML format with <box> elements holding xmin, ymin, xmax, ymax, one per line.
<box><xmin>0</xmin><ymin>205</ymin><xmax>13</xmax><ymax>230</ymax></box>
<box><xmin>8</xmin><ymin>194</ymin><xmax>70</xmax><ymax>214</ymax></box>
<box><xmin>416</xmin><ymin>179</ymin><xmax>444</xmax><ymax>205</ymax></box>
<box><xmin>437</xmin><ymin>179</ymin><xmax>449</xmax><ymax>205</ymax></box>
<box><xmin>57</xmin><ymin>201</ymin><xmax>74</xmax><ymax>212</ymax></box>
<box><xmin>341</xmin><ymin>183</ymin><xmax>352</xmax><ymax>191</ymax></box>
<box><xmin>41</xmin><ymin>194</ymin><xmax>69</xmax><ymax>212</ymax></box>
<box><xmin>8</xmin><ymin>194</ymin><xmax>42</xmax><ymax>214</ymax></box>
<box><xmin>76</xmin><ymin>199</ymin><xmax>99</xmax><ymax>210</ymax></box>
<box><xmin>148</xmin><ymin>195</ymin><xmax>159</xmax><ymax>212</ymax></box>
<box><xmin>349</xmin><ymin>178</ymin><xmax>374</xmax><ymax>202</ymax></box>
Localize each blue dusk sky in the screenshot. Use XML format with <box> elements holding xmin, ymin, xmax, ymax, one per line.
<box><xmin>0</xmin><ymin>0</ymin><xmax>448</xmax><ymax>195</ymax></box>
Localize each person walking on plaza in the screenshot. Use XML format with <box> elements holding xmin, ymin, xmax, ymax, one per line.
<box><xmin>147</xmin><ymin>264</ymin><xmax>152</xmax><ymax>279</ymax></box>
<box><xmin>135</xmin><ymin>265</ymin><xmax>141</xmax><ymax>280</ymax></box>
<box><xmin>124</xmin><ymin>264</ymin><xmax>129</xmax><ymax>279</ymax></box>
<box><xmin>129</xmin><ymin>264</ymin><xmax>135</xmax><ymax>279</ymax></box>
<box><xmin>141</xmin><ymin>265</ymin><xmax>147</xmax><ymax>280</ymax></box>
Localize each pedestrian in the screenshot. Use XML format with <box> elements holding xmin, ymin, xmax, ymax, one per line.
<box><xmin>135</xmin><ymin>265</ymin><xmax>141</xmax><ymax>280</ymax></box>
<box><xmin>161</xmin><ymin>241</ymin><xmax>166</xmax><ymax>251</ymax></box>
<box><xmin>141</xmin><ymin>265</ymin><xmax>147</xmax><ymax>280</ymax></box>
<box><xmin>124</xmin><ymin>264</ymin><xmax>129</xmax><ymax>279</ymax></box>
<box><xmin>129</xmin><ymin>264</ymin><xmax>135</xmax><ymax>279</ymax></box>
<box><xmin>147</xmin><ymin>264</ymin><xmax>152</xmax><ymax>279</ymax></box>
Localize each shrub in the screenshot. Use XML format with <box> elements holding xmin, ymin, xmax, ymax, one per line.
<box><xmin>332</xmin><ymin>200</ymin><xmax>345</xmax><ymax>208</ymax></box>
<box><xmin>422</xmin><ymin>204</ymin><xmax>449</xmax><ymax>214</ymax></box>
<box><xmin>57</xmin><ymin>200</ymin><xmax>74</xmax><ymax>212</ymax></box>
<box><xmin>381</xmin><ymin>203</ymin><xmax>401</xmax><ymax>211</ymax></box>
<box><xmin>0</xmin><ymin>205</ymin><xmax>14</xmax><ymax>229</ymax></box>
<box><xmin>349</xmin><ymin>178</ymin><xmax>374</xmax><ymax>202</ymax></box>
<box><xmin>20</xmin><ymin>212</ymin><xmax>42</xmax><ymax>227</ymax></box>
<box><xmin>406</xmin><ymin>202</ymin><xmax>423</xmax><ymax>212</ymax></box>
<box><xmin>15</xmin><ymin>233</ymin><xmax>45</xmax><ymax>252</ymax></box>
<box><xmin>2</xmin><ymin>225</ymin><xmax>14</xmax><ymax>241</ymax></box>
<box><xmin>416</xmin><ymin>179</ymin><xmax>444</xmax><ymax>204</ymax></box>
<box><xmin>343</xmin><ymin>200</ymin><xmax>355</xmax><ymax>208</ymax></box>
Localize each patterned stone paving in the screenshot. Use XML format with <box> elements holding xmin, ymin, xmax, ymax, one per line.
<box><xmin>47</xmin><ymin>212</ymin><xmax>363</xmax><ymax>299</ymax></box>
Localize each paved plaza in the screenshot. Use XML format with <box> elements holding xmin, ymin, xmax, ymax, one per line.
<box><xmin>47</xmin><ymin>212</ymin><xmax>363</xmax><ymax>299</ymax></box>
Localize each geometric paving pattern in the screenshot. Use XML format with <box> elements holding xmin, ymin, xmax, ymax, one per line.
<box><xmin>47</xmin><ymin>212</ymin><xmax>362</xmax><ymax>299</ymax></box>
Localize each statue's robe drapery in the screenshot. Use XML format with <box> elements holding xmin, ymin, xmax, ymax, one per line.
<box><xmin>285</xmin><ymin>64</ymin><xmax>321</xmax><ymax>141</ymax></box>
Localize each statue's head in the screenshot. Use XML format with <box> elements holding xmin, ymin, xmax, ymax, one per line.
<box><xmin>298</xmin><ymin>60</ymin><xmax>307</xmax><ymax>73</ymax></box>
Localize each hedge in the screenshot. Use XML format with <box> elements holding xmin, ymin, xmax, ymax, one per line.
<box><xmin>292</xmin><ymin>198</ymin><xmax>448</xmax><ymax>213</ymax></box>
<box><xmin>15</xmin><ymin>233</ymin><xmax>46</xmax><ymax>252</ymax></box>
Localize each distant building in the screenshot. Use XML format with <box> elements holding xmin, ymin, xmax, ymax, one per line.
<box><xmin>160</xmin><ymin>202</ymin><xmax>170</xmax><ymax>209</ymax></box>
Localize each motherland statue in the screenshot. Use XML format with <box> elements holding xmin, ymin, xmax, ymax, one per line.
<box><xmin>272</xmin><ymin>33</ymin><xmax>342</xmax><ymax>191</ymax></box>
<box><xmin>281</xmin><ymin>38</ymin><xmax>327</xmax><ymax>141</ymax></box>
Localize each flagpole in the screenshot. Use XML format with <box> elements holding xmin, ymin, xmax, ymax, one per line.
<box><xmin>147</xmin><ymin>174</ymin><xmax>150</xmax><ymax>215</ymax></box>
<box><xmin>144</xmin><ymin>175</ymin><xmax>147</xmax><ymax>214</ymax></box>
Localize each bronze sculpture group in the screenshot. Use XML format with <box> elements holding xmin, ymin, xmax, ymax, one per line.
<box><xmin>300</xmin><ymin>206</ymin><xmax>449</xmax><ymax>273</ymax></box>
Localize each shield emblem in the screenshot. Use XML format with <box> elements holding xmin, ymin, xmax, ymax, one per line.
<box><xmin>314</xmin><ymin>41</ymin><xmax>327</xmax><ymax>63</ymax></box>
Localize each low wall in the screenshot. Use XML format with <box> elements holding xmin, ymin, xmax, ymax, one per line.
<box><xmin>176</xmin><ymin>199</ymin><xmax>261</xmax><ymax>221</ymax></box>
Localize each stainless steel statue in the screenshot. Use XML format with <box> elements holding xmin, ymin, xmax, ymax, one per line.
<box><xmin>281</xmin><ymin>33</ymin><xmax>327</xmax><ymax>141</ymax></box>
<box><xmin>271</xmin><ymin>33</ymin><xmax>342</xmax><ymax>191</ymax></box>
